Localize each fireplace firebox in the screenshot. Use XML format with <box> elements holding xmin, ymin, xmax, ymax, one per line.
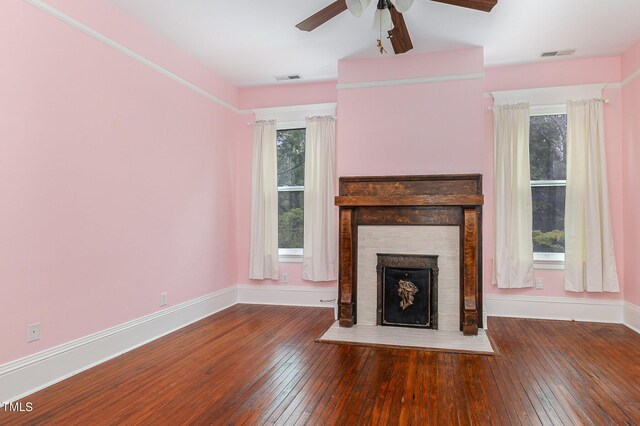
<box><xmin>377</xmin><ymin>254</ymin><xmax>438</xmax><ymax>329</ymax></box>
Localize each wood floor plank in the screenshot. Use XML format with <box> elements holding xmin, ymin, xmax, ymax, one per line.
<box><xmin>3</xmin><ymin>306</ymin><xmax>640</xmax><ymax>425</ymax></box>
<box><xmin>507</xmin><ymin>317</ymin><xmax>590</xmax><ymax>425</ymax></box>
<box><xmin>534</xmin><ymin>320</ymin><xmax>629</xmax><ymax>424</ymax></box>
<box><xmin>500</xmin><ymin>318</ymin><xmax>565</xmax><ymax>426</ymax></box>
<box><xmin>546</xmin><ymin>320</ymin><xmax>640</xmax><ymax>419</ymax></box>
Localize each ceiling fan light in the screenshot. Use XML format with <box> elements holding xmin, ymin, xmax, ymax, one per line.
<box><xmin>346</xmin><ymin>0</ymin><xmax>371</xmax><ymax>17</ymax></box>
<box><xmin>372</xmin><ymin>8</ymin><xmax>394</xmax><ymax>32</ymax></box>
<box><xmin>389</xmin><ymin>0</ymin><xmax>414</xmax><ymax>13</ymax></box>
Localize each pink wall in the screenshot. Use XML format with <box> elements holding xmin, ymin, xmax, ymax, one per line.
<box><xmin>622</xmin><ymin>40</ymin><xmax>640</xmax><ymax>305</ymax></box>
<box><xmin>337</xmin><ymin>48</ymin><xmax>485</xmax><ymax>177</ymax></box>
<box><xmin>0</xmin><ymin>1</ymin><xmax>241</xmax><ymax>364</ymax></box>
<box><xmin>236</xmin><ymin>48</ymin><xmax>630</xmax><ymax>304</ymax></box>
<box><xmin>483</xmin><ymin>58</ymin><xmax>625</xmax><ymax>300</ymax></box>
<box><xmin>238</xmin><ymin>81</ymin><xmax>337</xmax><ymax>110</ymax></box>
<box><xmin>338</xmin><ymin>47</ymin><xmax>484</xmax><ymax>84</ymax></box>
<box><xmin>235</xmin><ymin>48</ymin><xmax>485</xmax><ymax>288</ymax></box>
<box><xmin>45</xmin><ymin>0</ymin><xmax>239</xmax><ymax>107</ymax></box>
<box><xmin>484</xmin><ymin>56</ymin><xmax>621</xmax><ymax>92</ymax></box>
<box><xmin>234</xmin><ymin>88</ymin><xmax>337</xmax><ymax>288</ymax></box>
<box><xmin>622</xmin><ymin>40</ymin><xmax>640</xmax><ymax>83</ymax></box>
<box><xmin>4</xmin><ymin>0</ymin><xmax>638</xmax><ymax>368</ymax></box>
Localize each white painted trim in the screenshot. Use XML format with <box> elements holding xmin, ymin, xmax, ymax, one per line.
<box><xmin>492</xmin><ymin>83</ymin><xmax>610</xmax><ymax>106</ymax></box>
<box><xmin>336</xmin><ymin>72</ymin><xmax>485</xmax><ymax>90</ymax></box>
<box><xmin>0</xmin><ymin>286</ymin><xmax>237</xmax><ymax>403</ymax></box>
<box><xmin>530</xmin><ymin>104</ymin><xmax>567</xmax><ymax>116</ymax></box>
<box><xmin>485</xmin><ymin>294</ymin><xmax>623</xmax><ymax>323</ymax></box>
<box><xmin>237</xmin><ymin>284</ymin><xmax>337</xmax><ymax>308</ymax></box>
<box><xmin>253</xmin><ymin>103</ymin><xmax>337</xmax><ymax>122</ymax></box>
<box><xmin>602</xmin><ymin>82</ymin><xmax>622</xmax><ymax>89</ymax></box>
<box><xmin>278</xmin><ymin>255</ymin><xmax>304</xmax><ymax>263</ymax></box>
<box><xmin>622</xmin><ymin>68</ymin><xmax>640</xmax><ymax>87</ymax></box>
<box><xmin>23</xmin><ymin>0</ymin><xmax>245</xmax><ymax>114</ymax></box>
<box><xmin>277</xmin><ymin>121</ymin><xmax>306</xmax><ymax>131</ymax></box>
<box><xmin>623</xmin><ymin>301</ymin><xmax>640</xmax><ymax>334</ymax></box>
<box><xmin>533</xmin><ymin>252</ymin><xmax>565</xmax><ymax>270</ymax></box>
<box><xmin>278</xmin><ymin>248</ymin><xmax>304</xmax><ymax>263</ymax></box>
<box><xmin>533</xmin><ymin>262</ymin><xmax>565</xmax><ymax>271</ymax></box>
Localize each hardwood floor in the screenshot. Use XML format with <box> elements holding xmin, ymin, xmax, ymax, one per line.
<box><xmin>2</xmin><ymin>304</ymin><xmax>640</xmax><ymax>425</ymax></box>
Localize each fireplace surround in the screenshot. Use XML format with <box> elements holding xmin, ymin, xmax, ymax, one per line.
<box><xmin>335</xmin><ymin>174</ymin><xmax>484</xmax><ymax>336</ymax></box>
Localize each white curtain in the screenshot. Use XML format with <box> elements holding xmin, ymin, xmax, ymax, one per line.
<box><xmin>564</xmin><ymin>99</ymin><xmax>619</xmax><ymax>292</ymax></box>
<box><xmin>493</xmin><ymin>103</ymin><xmax>534</xmax><ymax>288</ymax></box>
<box><xmin>249</xmin><ymin>120</ymin><xmax>279</xmax><ymax>280</ymax></box>
<box><xmin>303</xmin><ymin>116</ymin><xmax>338</xmax><ymax>281</ymax></box>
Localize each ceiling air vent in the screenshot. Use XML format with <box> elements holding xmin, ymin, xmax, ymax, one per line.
<box><xmin>275</xmin><ymin>74</ymin><xmax>302</xmax><ymax>82</ymax></box>
<box><xmin>541</xmin><ymin>49</ymin><xmax>576</xmax><ymax>58</ymax></box>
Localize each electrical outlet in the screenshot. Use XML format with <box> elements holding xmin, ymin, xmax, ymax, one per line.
<box><xmin>27</xmin><ymin>323</ymin><xmax>40</xmax><ymax>342</ymax></box>
<box><xmin>535</xmin><ymin>277</ymin><xmax>544</xmax><ymax>289</ymax></box>
<box><xmin>282</xmin><ymin>273</ymin><xmax>289</xmax><ymax>283</ymax></box>
<box><xmin>160</xmin><ymin>292</ymin><xmax>168</xmax><ymax>306</ymax></box>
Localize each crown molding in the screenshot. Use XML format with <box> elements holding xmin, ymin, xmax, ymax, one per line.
<box><xmin>23</xmin><ymin>0</ymin><xmax>244</xmax><ymax>114</ymax></box>
<box><xmin>622</xmin><ymin>67</ymin><xmax>640</xmax><ymax>87</ymax></box>
<box><xmin>336</xmin><ymin>72</ymin><xmax>485</xmax><ymax>90</ymax></box>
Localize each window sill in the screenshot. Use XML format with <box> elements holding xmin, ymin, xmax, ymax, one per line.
<box><xmin>279</xmin><ymin>248</ymin><xmax>303</xmax><ymax>264</ymax></box>
<box><xmin>533</xmin><ymin>252</ymin><xmax>565</xmax><ymax>270</ymax></box>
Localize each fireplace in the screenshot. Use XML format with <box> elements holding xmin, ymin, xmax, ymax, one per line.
<box><xmin>377</xmin><ymin>254</ymin><xmax>438</xmax><ymax>329</ymax></box>
<box><xmin>335</xmin><ymin>174</ymin><xmax>484</xmax><ymax>335</ymax></box>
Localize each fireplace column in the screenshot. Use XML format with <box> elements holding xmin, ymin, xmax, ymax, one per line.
<box><xmin>338</xmin><ymin>208</ymin><xmax>356</xmax><ymax>327</ymax></box>
<box><xmin>463</xmin><ymin>207</ymin><xmax>479</xmax><ymax>335</ymax></box>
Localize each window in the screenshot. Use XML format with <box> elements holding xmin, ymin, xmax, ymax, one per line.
<box><xmin>529</xmin><ymin>107</ymin><xmax>567</xmax><ymax>266</ymax></box>
<box><xmin>277</xmin><ymin>128</ymin><xmax>305</xmax><ymax>260</ymax></box>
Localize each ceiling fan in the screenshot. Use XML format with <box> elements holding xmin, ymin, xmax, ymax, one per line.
<box><xmin>296</xmin><ymin>0</ymin><xmax>498</xmax><ymax>55</ymax></box>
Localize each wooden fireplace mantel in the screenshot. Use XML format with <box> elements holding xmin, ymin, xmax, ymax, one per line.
<box><xmin>335</xmin><ymin>194</ymin><xmax>484</xmax><ymax>207</ymax></box>
<box><xmin>335</xmin><ymin>174</ymin><xmax>484</xmax><ymax>336</ymax></box>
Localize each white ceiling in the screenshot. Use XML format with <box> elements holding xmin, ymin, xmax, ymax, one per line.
<box><xmin>107</xmin><ymin>0</ymin><xmax>640</xmax><ymax>87</ymax></box>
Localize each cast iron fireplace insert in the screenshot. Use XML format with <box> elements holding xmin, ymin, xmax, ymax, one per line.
<box><xmin>376</xmin><ymin>253</ymin><xmax>438</xmax><ymax>329</ymax></box>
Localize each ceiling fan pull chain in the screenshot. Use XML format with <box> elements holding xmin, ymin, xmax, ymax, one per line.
<box><xmin>377</xmin><ymin>14</ymin><xmax>387</xmax><ymax>55</ymax></box>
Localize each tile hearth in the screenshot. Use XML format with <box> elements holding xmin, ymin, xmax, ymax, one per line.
<box><xmin>318</xmin><ymin>322</ymin><xmax>494</xmax><ymax>355</ymax></box>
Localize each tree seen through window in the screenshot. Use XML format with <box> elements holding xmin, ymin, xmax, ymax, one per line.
<box><xmin>530</xmin><ymin>114</ymin><xmax>567</xmax><ymax>253</ymax></box>
<box><xmin>277</xmin><ymin>129</ymin><xmax>305</xmax><ymax>249</ymax></box>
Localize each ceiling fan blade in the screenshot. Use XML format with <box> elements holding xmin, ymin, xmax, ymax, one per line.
<box><xmin>387</xmin><ymin>5</ymin><xmax>413</xmax><ymax>54</ymax></box>
<box><xmin>430</xmin><ymin>0</ymin><xmax>497</xmax><ymax>12</ymax></box>
<box><xmin>296</xmin><ymin>1</ymin><xmax>348</xmax><ymax>32</ymax></box>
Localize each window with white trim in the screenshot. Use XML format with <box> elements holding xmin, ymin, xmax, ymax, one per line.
<box><xmin>529</xmin><ymin>105</ymin><xmax>567</xmax><ymax>265</ymax></box>
<box><xmin>277</xmin><ymin>127</ymin><xmax>305</xmax><ymax>260</ymax></box>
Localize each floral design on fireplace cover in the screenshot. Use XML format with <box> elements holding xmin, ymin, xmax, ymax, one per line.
<box><xmin>398</xmin><ymin>279</ymin><xmax>419</xmax><ymax>310</ymax></box>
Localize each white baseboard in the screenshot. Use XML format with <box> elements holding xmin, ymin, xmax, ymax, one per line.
<box><xmin>0</xmin><ymin>285</ymin><xmax>237</xmax><ymax>403</ymax></box>
<box><xmin>485</xmin><ymin>294</ymin><xmax>623</xmax><ymax>323</ymax></box>
<box><xmin>237</xmin><ymin>283</ymin><xmax>337</xmax><ymax>308</ymax></box>
<box><xmin>623</xmin><ymin>301</ymin><xmax>640</xmax><ymax>333</ymax></box>
<box><xmin>5</xmin><ymin>283</ymin><xmax>633</xmax><ymax>403</ymax></box>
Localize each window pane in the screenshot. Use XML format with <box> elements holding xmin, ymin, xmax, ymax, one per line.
<box><xmin>532</xmin><ymin>185</ymin><xmax>565</xmax><ymax>253</ymax></box>
<box><xmin>277</xmin><ymin>129</ymin><xmax>305</xmax><ymax>187</ymax></box>
<box><xmin>529</xmin><ymin>114</ymin><xmax>567</xmax><ymax>181</ymax></box>
<box><xmin>278</xmin><ymin>190</ymin><xmax>304</xmax><ymax>249</ymax></box>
